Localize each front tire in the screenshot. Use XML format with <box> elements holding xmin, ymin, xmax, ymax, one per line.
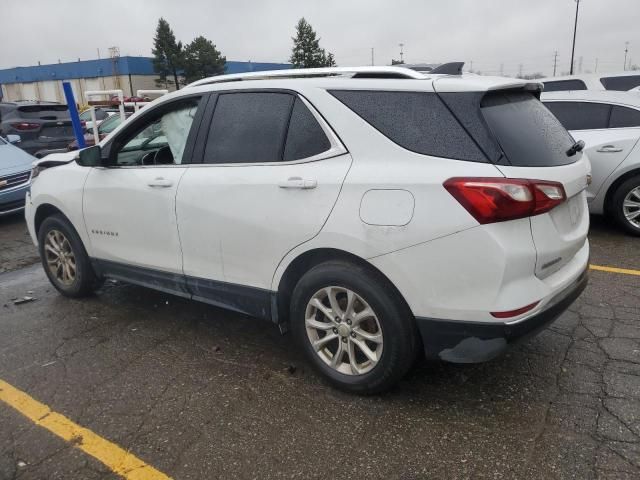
<box><xmin>611</xmin><ymin>175</ymin><xmax>640</xmax><ymax>236</ymax></box>
<box><xmin>290</xmin><ymin>260</ymin><xmax>417</xmax><ymax>394</ymax></box>
<box><xmin>38</xmin><ymin>214</ymin><xmax>101</xmax><ymax>297</ymax></box>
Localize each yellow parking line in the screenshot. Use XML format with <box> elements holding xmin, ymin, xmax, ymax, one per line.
<box><xmin>590</xmin><ymin>264</ymin><xmax>640</xmax><ymax>276</ymax></box>
<box><xmin>0</xmin><ymin>378</ymin><xmax>171</xmax><ymax>480</ymax></box>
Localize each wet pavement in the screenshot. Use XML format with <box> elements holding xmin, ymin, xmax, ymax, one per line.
<box><xmin>0</xmin><ymin>215</ymin><xmax>639</xmax><ymax>479</ymax></box>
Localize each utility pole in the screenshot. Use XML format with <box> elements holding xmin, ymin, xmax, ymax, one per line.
<box><xmin>578</xmin><ymin>56</ymin><xmax>583</xmax><ymax>73</ymax></box>
<box><xmin>595</xmin><ymin>57</ymin><xmax>598</xmax><ymax>72</ymax></box>
<box><xmin>470</xmin><ymin>60</ymin><xmax>473</xmax><ymax>72</ymax></box>
<box><xmin>553</xmin><ymin>51</ymin><xmax>558</xmax><ymax>76</ymax></box>
<box><xmin>624</xmin><ymin>41</ymin><xmax>630</xmax><ymax>70</ymax></box>
<box><xmin>570</xmin><ymin>0</ymin><xmax>580</xmax><ymax>75</ymax></box>
<box><xmin>399</xmin><ymin>43</ymin><xmax>404</xmax><ymax>63</ymax></box>
<box><xmin>518</xmin><ymin>64</ymin><xmax>523</xmax><ymax>78</ymax></box>
<box><xmin>371</xmin><ymin>48</ymin><xmax>374</xmax><ymax>66</ymax></box>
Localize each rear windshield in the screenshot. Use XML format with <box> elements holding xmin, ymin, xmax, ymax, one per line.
<box><xmin>16</xmin><ymin>104</ymin><xmax>69</xmax><ymax>120</ymax></box>
<box><xmin>481</xmin><ymin>91</ymin><xmax>576</xmax><ymax>167</ymax></box>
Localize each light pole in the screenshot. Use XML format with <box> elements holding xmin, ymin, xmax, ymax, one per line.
<box><xmin>624</xmin><ymin>41</ymin><xmax>630</xmax><ymax>70</ymax></box>
<box><xmin>399</xmin><ymin>43</ymin><xmax>404</xmax><ymax>63</ymax></box>
<box><xmin>569</xmin><ymin>0</ymin><xmax>580</xmax><ymax>75</ymax></box>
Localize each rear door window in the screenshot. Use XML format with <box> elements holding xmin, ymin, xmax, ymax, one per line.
<box><xmin>481</xmin><ymin>91</ymin><xmax>575</xmax><ymax>167</ymax></box>
<box><xmin>542</xmin><ymin>79</ymin><xmax>587</xmax><ymax>92</ymax></box>
<box><xmin>609</xmin><ymin>105</ymin><xmax>640</xmax><ymax>128</ymax></box>
<box><xmin>283</xmin><ymin>98</ymin><xmax>331</xmax><ymax>161</ymax></box>
<box><xmin>329</xmin><ymin>90</ymin><xmax>486</xmax><ymax>162</ymax></box>
<box><xmin>544</xmin><ymin>101</ymin><xmax>611</xmax><ymax>130</ymax></box>
<box><xmin>600</xmin><ymin>75</ymin><xmax>640</xmax><ymax>91</ymax></box>
<box><xmin>204</xmin><ymin>92</ymin><xmax>293</xmax><ymax>164</ymax></box>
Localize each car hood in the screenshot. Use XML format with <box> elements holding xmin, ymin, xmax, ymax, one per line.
<box><xmin>0</xmin><ymin>143</ymin><xmax>36</xmax><ymax>175</ymax></box>
<box><xmin>33</xmin><ymin>150</ymin><xmax>79</xmax><ymax>168</ymax></box>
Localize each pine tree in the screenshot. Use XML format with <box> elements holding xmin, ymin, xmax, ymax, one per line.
<box><xmin>152</xmin><ymin>18</ymin><xmax>183</xmax><ymax>89</ymax></box>
<box><xmin>183</xmin><ymin>36</ymin><xmax>226</xmax><ymax>84</ymax></box>
<box><xmin>290</xmin><ymin>18</ymin><xmax>336</xmax><ymax>68</ymax></box>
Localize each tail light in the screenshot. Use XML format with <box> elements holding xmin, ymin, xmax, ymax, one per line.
<box><xmin>10</xmin><ymin>122</ymin><xmax>40</xmax><ymax>131</ymax></box>
<box><xmin>491</xmin><ymin>301</ymin><xmax>539</xmax><ymax>318</ymax></box>
<box><xmin>443</xmin><ymin>177</ymin><xmax>566</xmax><ymax>224</ymax></box>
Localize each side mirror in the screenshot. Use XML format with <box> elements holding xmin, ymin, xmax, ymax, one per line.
<box><xmin>76</xmin><ymin>145</ymin><xmax>104</xmax><ymax>167</ymax></box>
<box><xmin>7</xmin><ymin>134</ymin><xmax>21</xmax><ymax>144</ymax></box>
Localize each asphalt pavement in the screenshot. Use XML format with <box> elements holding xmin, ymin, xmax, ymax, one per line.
<box><xmin>0</xmin><ymin>213</ymin><xmax>639</xmax><ymax>479</ymax></box>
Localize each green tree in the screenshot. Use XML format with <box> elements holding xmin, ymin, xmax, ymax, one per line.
<box><xmin>290</xmin><ymin>18</ymin><xmax>335</xmax><ymax>68</ymax></box>
<box><xmin>152</xmin><ymin>18</ymin><xmax>183</xmax><ymax>89</ymax></box>
<box><xmin>183</xmin><ymin>36</ymin><xmax>226</xmax><ymax>84</ymax></box>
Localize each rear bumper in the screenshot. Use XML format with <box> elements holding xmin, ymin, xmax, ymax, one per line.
<box><xmin>416</xmin><ymin>266</ymin><xmax>588</xmax><ymax>363</ymax></box>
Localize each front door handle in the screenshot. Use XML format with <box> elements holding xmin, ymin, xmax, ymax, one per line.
<box><xmin>278</xmin><ymin>177</ymin><xmax>317</xmax><ymax>189</ymax></box>
<box><xmin>597</xmin><ymin>145</ymin><xmax>624</xmax><ymax>153</ymax></box>
<box><xmin>147</xmin><ymin>177</ymin><xmax>173</xmax><ymax>188</ymax></box>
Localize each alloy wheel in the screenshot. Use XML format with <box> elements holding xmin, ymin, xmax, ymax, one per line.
<box><xmin>44</xmin><ymin>229</ymin><xmax>77</xmax><ymax>286</ymax></box>
<box><xmin>623</xmin><ymin>186</ymin><xmax>640</xmax><ymax>228</ymax></box>
<box><xmin>305</xmin><ymin>286</ymin><xmax>383</xmax><ymax>375</ymax></box>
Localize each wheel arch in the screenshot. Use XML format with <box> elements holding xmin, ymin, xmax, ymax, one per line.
<box><xmin>274</xmin><ymin>247</ymin><xmax>413</xmax><ymax>329</ymax></box>
<box><xmin>34</xmin><ymin>203</ymin><xmax>68</xmax><ymax>236</ymax></box>
<box><xmin>604</xmin><ymin>167</ymin><xmax>640</xmax><ymax>215</ymax></box>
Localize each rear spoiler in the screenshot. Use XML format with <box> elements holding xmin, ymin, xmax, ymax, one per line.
<box><xmin>17</xmin><ymin>105</ymin><xmax>68</xmax><ymax>113</ymax></box>
<box><xmin>430</xmin><ymin>62</ymin><xmax>464</xmax><ymax>75</ymax></box>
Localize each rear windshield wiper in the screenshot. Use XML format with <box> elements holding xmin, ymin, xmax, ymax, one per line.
<box><xmin>566</xmin><ymin>140</ymin><xmax>585</xmax><ymax>157</ymax></box>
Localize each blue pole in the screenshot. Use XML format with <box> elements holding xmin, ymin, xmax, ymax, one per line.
<box><xmin>62</xmin><ymin>81</ymin><xmax>86</xmax><ymax>149</ymax></box>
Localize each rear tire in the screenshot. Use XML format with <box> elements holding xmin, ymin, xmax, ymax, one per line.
<box><xmin>611</xmin><ymin>175</ymin><xmax>640</xmax><ymax>236</ymax></box>
<box><xmin>290</xmin><ymin>260</ymin><xmax>417</xmax><ymax>394</ymax></box>
<box><xmin>38</xmin><ymin>214</ymin><xmax>102</xmax><ymax>297</ymax></box>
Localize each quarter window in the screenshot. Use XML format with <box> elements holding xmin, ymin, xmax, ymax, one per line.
<box><xmin>542</xmin><ymin>80</ymin><xmax>588</xmax><ymax>92</ymax></box>
<box><xmin>600</xmin><ymin>75</ymin><xmax>640</xmax><ymax>91</ymax></box>
<box><xmin>544</xmin><ymin>101</ymin><xmax>611</xmax><ymax>130</ymax></box>
<box><xmin>609</xmin><ymin>105</ymin><xmax>640</xmax><ymax>128</ymax></box>
<box><xmin>329</xmin><ymin>90</ymin><xmax>486</xmax><ymax>162</ymax></box>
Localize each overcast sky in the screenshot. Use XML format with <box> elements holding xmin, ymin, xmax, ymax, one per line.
<box><xmin>1</xmin><ymin>0</ymin><xmax>638</xmax><ymax>77</ymax></box>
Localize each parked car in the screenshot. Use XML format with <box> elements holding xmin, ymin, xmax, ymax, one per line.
<box><xmin>0</xmin><ymin>135</ymin><xmax>33</xmax><ymax>215</ymax></box>
<box><xmin>69</xmin><ymin>113</ymin><xmax>132</xmax><ymax>150</ymax></box>
<box><xmin>79</xmin><ymin>107</ymin><xmax>115</xmax><ymax>132</ymax></box>
<box><xmin>542</xmin><ymin>90</ymin><xmax>640</xmax><ymax>235</ymax></box>
<box><xmin>0</xmin><ymin>101</ymin><xmax>74</xmax><ymax>155</ymax></box>
<box><xmin>25</xmin><ymin>67</ymin><xmax>590</xmax><ymax>393</ymax></box>
<box><xmin>541</xmin><ymin>72</ymin><xmax>640</xmax><ymax>92</ymax></box>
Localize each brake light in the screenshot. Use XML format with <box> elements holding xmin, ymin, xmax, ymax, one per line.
<box><xmin>10</xmin><ymin>122</ymin><xmax>40</xmax><ymax>131</ymax></box>
<box><xmin>444</xmin><ymin>177</ymin><xmax>566</xmax><ymax>224</ymax></box>
<box><xmin>491</xmin><ymin>301</ymin><xmax>539</xmax><ymax>318</ymax></box>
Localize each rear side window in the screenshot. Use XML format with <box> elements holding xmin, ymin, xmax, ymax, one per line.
<box><xmin>204</xmin><ymin>92</ymin><xmax>293</xmax><ymax>164</ymax></box>
<box><xmin>544</xmin><ymin>102</ymin><xmax>611</xmax><ymax>130</ymax></box>
<box><xmin>600</xmin><ymin>75</ymin><xmax>640</xmax><ymax>91</ymax></box>
<box><xmin>609</xmin><ymin>105</ymin><xmax>640</xmax><ymax>128</ymax></box>
<box><xmin>329</xmin><ymin>90</ymin><xmax>486</xmax><ymax>162</ymax></box>
<box><xmin>284</xmin><ymin>98</ymin><xmax>331</xmax><ymax>161</ymax></box>
<box><xmin>542</xmin><ymin>80</ymin><xmax>587</xmax><ymax>92</ymax></box>
<box><xmin>481</xmin><ymin>91</ymin><xmax>575</xmax><ymax>167</ymax></box>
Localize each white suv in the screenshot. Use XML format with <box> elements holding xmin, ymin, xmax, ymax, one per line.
<box><xmin>26</xmin><ymin>67</ymin><xmax>590</xmax><ymax>393</ymax></box>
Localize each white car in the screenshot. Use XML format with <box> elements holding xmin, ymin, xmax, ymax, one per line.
<box><xmin>25</xmin><ymin>67</ymin><xmax>590</xmax><ymax>393</ymax></box>
<box><xmin>542</xmin><ymin>90</ymin><xmax>640</xmax><ymax>235</ymax></box>
<box><xmin>541</xmin><ymin>72</ymin><xmax>640</xmax><ymax>92</ymax></box>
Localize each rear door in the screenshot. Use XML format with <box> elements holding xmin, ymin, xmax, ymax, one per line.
<box><xmin>478</xmin><ymin>91</ymin><xmax>590</xmax><ymax>278</ymax></box>
<box><xmin>176</xmin><ymin>91</ymin><xmax>351</xmax><ymax>300</ymax></box>
<box><xmin>544</xmin><ymin>101</ymin><xmax>640</xmax><ymax>201</ymax></box>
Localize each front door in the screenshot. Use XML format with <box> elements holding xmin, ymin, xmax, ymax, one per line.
<box><xmin>83</xmin><ymin>96</ymin><xmax>204</xmax><ymax>277</ymax></box>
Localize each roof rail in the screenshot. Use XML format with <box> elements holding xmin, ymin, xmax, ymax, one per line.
<box><xmin>429</xmin><ymin>62</ymin><xmax>465</xmax><ymax>75</ymax></box>
<box><xmin>185</xmin><ymin>66</ymin><xmax>429</xmax><ymax>88</ymax></box>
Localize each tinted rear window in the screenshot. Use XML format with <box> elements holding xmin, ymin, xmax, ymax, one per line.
<box><xmin>284</xmin><ymin>98</ymin><xmax>331</xmax><ymax>161</ymax></box>
<box><xmin>600</xmin><ymin>75</ymin><xmax>640</xmax><ymax>91</ymax></box>
<box><xmin>542</xmin><ymin>79</ymin><xmax>587</xmax><ymax>92</ymax></box>
<box><xmin>204</xmin><ymin>92</ymin><xmax>293</xmax><ymax>164</ymax></box>
<box><xmin>544</xmin><ymin>102</ymin><xmax>611</xmax><ymax>130</ymax></box>
<box><xmin>329</xmin><ymin>90</ymin><xmax>486</xmax><ymax>162</ymax></box>
<box><xmin>481</xmin><ymin>91</ymin><xmax>575</xmax><ymax>167</ymax></box>
<box><xmin>609</xmin><ymin>105</ymin><xmax>640</xmax><ymax>128</ymax></box>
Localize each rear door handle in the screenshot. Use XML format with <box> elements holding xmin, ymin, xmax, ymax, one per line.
<box><xmin>147</xmin><ymin>177</ymin><xmax>173</xmax><ymax>188</ymax></box>
<box><xmin>278</xmin><ymin>177</ymin><xmax>317</xmax><ymax>189</ymax></box>
<box><xmin>597</xmin><ymin>145</ymin><xmax>624</xmax><ymax>153</ymax></box>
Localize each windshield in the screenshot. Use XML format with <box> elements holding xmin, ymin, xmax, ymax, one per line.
<box><xmin>481</xmin><ymin>91</ymin><xmax>576</xmax><ymax>167</ymax></box>
<box><xmin>98</xmin><ymin>115</ymin><xmax>124</xmax><ymax>134</ymax></box>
